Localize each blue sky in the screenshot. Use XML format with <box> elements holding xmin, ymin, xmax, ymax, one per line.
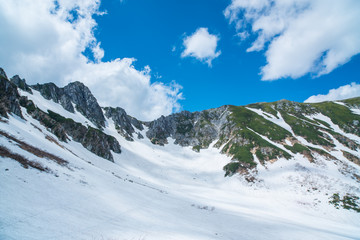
<box><xmin>0</xmin><ymin>0</ymin><xmax>360</xmax><ymax>120</ymax></box>
<box><xmin>92</xmin><ymin>0</ymin><xmax>360</xmax><ymax>112</ymax></box>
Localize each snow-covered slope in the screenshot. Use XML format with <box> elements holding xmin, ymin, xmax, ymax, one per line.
<box><xmin>1</xmin><ymin>71</ymin><xmax>360</xmax><ymax>239</ymax></box>
<box><xmin>1</xmin><ymin>113</ymin><xmax>359</xmax><ymax>240</ymax></box>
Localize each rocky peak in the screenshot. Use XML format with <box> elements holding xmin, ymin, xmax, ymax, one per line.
<box><xmin>0</xmin><ymin>68</ymin><xmax>7</xmax><ymax>79</ymax></box>
<box><xmin>0</xmin><ymin>72</ymin><xmax>23</xmax><ymax>118</ymax></box>
<box><xmin>63</xmin><ymin>81</ymin><xmax>105</xmax><ymax>128</ymax></box>
<box><xmin>104</xmin><ymin>107</ymin><xmax>144</xmax><ymax>141</ymax></box>
<box><xmin>32</xmin><ymin>81</ymin><xmax>105</xmax><ymax>128</ymax></box>
<box><xmin>10</xmin><ymin>75</ymin><xmax>32</xmax><ymax>93</ymax></box>
<box><xmin>32</xmin><ymin>83</ymin><xmax>75</xmax><ymax>113</ymax></box>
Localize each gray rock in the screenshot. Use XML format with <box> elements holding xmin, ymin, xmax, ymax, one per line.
<box><xmin>32</xmin><ymin>83</ymin><xmax>74</xmax><ymax>113</ymax></box>
<box><xmin>19</xmin><ymin>97</ymin><xmax>121</xmax><ymax>162</ymax></box>
<box><xmin>0</xmin><ymin>76</ymin><xmax>23</xmax><ymax>118</ymax></box>
<box><xmin>0</xmin><ymin>68</ymin><xmax>8</xmax><ymax>80</ymax></box>
<box><xmin>146</xmin><ymin>106</ymin><xmax>229</xmax><ymax>149</ymax></box>
<box><xmin>63</xmin><ymin>82</ymin><xmax>105</xmax><ymax>128</ymax></box>
<box><xmin>137</xmin><ymin>132</ymin><xmax>144</xmax><ymax>139</ymax></box>
<box><xmin>32</xmin><ymin>81</ymin><xmax>105</xmax><ymax>128</ymax></box>
<box><xmin>104</xmin><ymin>107</ymin><xmax>144</xmax><ymax>141</ymax></box>
<box><xmin>78</xmin><ymin>127</ymin><xmax>121</xmax><ymax>162</ymax></box>
<box><xmin>10</xmin><ymin>75</ymin><xmax>32</xmax><ymax>94</ymax></box>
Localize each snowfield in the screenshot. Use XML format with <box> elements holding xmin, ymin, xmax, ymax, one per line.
<box><xmin>1</xmin><ymin>103</ymin><xmax>360</xmax><ymax>239</ymax></box>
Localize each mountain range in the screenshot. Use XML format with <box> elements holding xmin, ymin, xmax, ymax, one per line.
<box><xmin>1</xmin><ymin>67</ymin><xmax>360</xmax><ymax>239</ymax></box>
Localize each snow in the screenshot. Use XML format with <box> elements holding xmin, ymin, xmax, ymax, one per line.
<box><xmin>307</xmin><ymin>113</ymin><xmax>360</xmax><ymax>145</ymax></box>
<box><xmin>246</xmin><ymin>107</ymin><xmax>294</xmax><ymax>134</ymax></box>
<box><xmin>350</xmin><ymin>108</ymin><xmax>360</xmax><ymax>116</ymax></box>
<box><xmin>334</xmin><ymin>100</ymin><xmax>360</xmax><ymax>116</ymax></box>
<box><xmin>0</xmin><ymin>108</ymin><xmax>360</xmax><ymax>239</ymax></box>
<box><xmin>19</xmin><ymin>89</ymin><xmax>97</xmax><ymax>128</ymax></box>
<box><xmin>245</xmin><ymin>107</ymin><xmax>346</xmax><ymax>154</ymax></box>
<box><xmin>247</xmin><ymin>127</ymin><xmax>293</xmax><ymax>156</ymax></box>
<box><xmin>334</xmin><ymin>101</ymin><xmax>347</xmax><ymax>106</ymax></box>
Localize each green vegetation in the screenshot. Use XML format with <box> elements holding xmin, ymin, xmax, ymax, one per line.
<box><xmin>87</xmin><ymin>126</ymin><xmax>117</xmax><ymax>143</ymax></box>
<box><xmin>263</xmin><ymin>112</ymin><xmax>272</xmax><ymax>119</ymax></box>
<box><xmin>329</xmin><ymin>193</ymin><xmax>360</xmax><ymax>212</ymax></box>
<box><xmin>308</xmin><ymin>146</ymin><xmax>328</xmax><ymax>155</ymax></box>
<box><xmin>229</xmin><ymin>106</ymin><xmax>291</xmax><ymax>141</ymax></box>
<box><xmin>282</xmin><ymin>113</ymin><xmax>334</xmax><ymax>147</ymax></box>
<box><xmin>192</xmin><ymin>145</ymin><xmax>201</xmax><ymax>152</ymax></box>
<box><xmin>341</xmin><ymin>97</ymin><xmax>360</xmax><ymax>106</ymax></box>
<box><xmin>19</xmin><ymin>97</ymin><xmax>36</xmax><ymax>114</ymax></box>
<box><xmin>284</xmin><ymin>143</ymin><xmax>310</xmax><ymax>154</ymax></box>
<box><xmin>48</xmin><ymin>110</ymin><xmax>73</xmax><ymax>124</ymax></box>
<box><xmin>329</xmin><ymin>193</ymin><xmax>341</xmax><ymax>208</ymax></box>
<box><xmin>313</xmin><ymin>118</ymin><xmax>332</xmax><ymax>129</ymax></box>
<box><xmin>41</xmin><ymin>117</ymin><xmax>55</xmax><ymax>129</ymax></box>
<box><xmin>223</xmin><ymin>162</ymin><xmax>241</xmax><ymax>177</ymax></box>
<box><xmin>246</xmin><ymin>102</ymin><xmax>278</xmax><ymax>117</ymax></box>
<box><xmin>255</xmin><ymin>149</ymin><xmax>265</xmax><ymax>162</ymax></box>
<box><xmin>221</xmin><ymin>128</ymin><xmax>291</xmax><ymax>175</ymax></box>
<box><xmin>313</xmin><ymin>101</ymin><xmax>360</xmax><ymax>136</ymax></box>
<box><xmin>256</xmin><ymin>147</ymin><xmax>291</xmax><ymax>162</ymax></box>
<box><xmin>227</xmin><ymin>145</ymin><xmax>255</xmax><ymax>166</ymax></box>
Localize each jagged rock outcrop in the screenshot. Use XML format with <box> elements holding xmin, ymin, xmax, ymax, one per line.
<box><xmin>32</xmin><ymin>82</ymin><xmax>75</xmax><ymax>112</ymax></box>
<box><xmin>104</xmin><ymin>107</ymin><xmax>144</xmax><ymax>141</ymax></box>
<box><xmin>19</xmin><ymin>97</ymin><xmax>121</xmax><ymax>162</ymax></box>
<box><xmin>146</xmin><ymin>106</ymin><xmax>229</xmax><ymax>148</ymax></box>
<box><xmin>10</xmin><ymin>75</ymin><xmax>32</xmax><ymax>93</ymax></box>
<box><xmin>32</xmin><ymin>81</ymin><xmax>105</xmax><ymax>128</ymax></box>
<box><xmin>63</xmin><ymin>82</ymin><xmax>105</xmax><ymax>128</ymax></box>
<box><xmin>0</xmin><ymin>69</ymin><xmax>23</xmax><ymax>118</ymax></box>
<box><xmin>0</xmin><ymin>70</ymin><xmax>120</xmax><ymax>162</ymax></box>
<box><xmin>0</xmin><ymin>68</ymin><xmax>7</xmax><ymax>79</ymax></box>
<box><xmin>2</xmin><ymin>66</ymin><xmax>360</xmax><ymax>179</ymax></box>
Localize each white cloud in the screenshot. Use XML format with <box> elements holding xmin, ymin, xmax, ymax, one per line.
<box><xmin>181</xmin><ymin>28</ymin><xmax>221</xmax><ymax>67</ymax></box>
<box><xmin>0</xmin><ymin>0</ymin><xmax>182</xmax><ymax>121</ymax></box>
<box><xmin>70</xmin><ymin>59</ymin><xmax>183</xmax><ymax>120</ymax></box>
<box><xmin>225</xmin><ymin>0</ymin><xmax>360</xmax><ymax>80</ymax></box>
<box><xmin>304</xmin><ymin>83</ymin><xmax>360</xmax><ymax>103</ymax></box>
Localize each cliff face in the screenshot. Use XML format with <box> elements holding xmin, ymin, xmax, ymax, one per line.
<box><xmin>32</xmin><ymin>81</ymin><xmax>105</xmax><ymax>128</ymax></box>
<box><xmin>145</xmin><ymin>107</ymin><xmax>229</xmax><ymax>149</ymax></box>
<box><xmin>0</xmin><ymin>69</ymin><xmax>120</xmax><ymax>162</ymax></box>
<box><xmin>104</xmin><ymin>107</ymin><xmax>144</xmax><ymax>141</ymax></box>
<box><xmin>0</xmin><ymin>71</ymin><xmax>23</xmax><ymax>119</ymax></box>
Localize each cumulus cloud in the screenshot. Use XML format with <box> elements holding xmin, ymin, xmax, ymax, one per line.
<box><xmin>0</xmin><ymin>0</ymin><xmax>182</xmax><ymax>120</ymax></box>
<box><xmin>304</xmin><ymin>83</ymin><xmax>360</xmax><ymax>103</ymax></box>
<box><xmin>225</xmin><ymin>0</ymin><xmax>360</xmax><ymax>80</ymax></box>
<box><xmin>70</xmin><ymin>59</ymin><xmax>182</xmax><ymax>119</ymax></box>
<box><xmin>181</xmin><ymin>28</ymin><xmax>221</xmax><ymax>67</ymax></box>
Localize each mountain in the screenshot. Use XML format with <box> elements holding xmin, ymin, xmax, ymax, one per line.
<box><xmin>1</xmin><ymin>67</ymin><xmax>360</xmax><ymax>239</ymax></box>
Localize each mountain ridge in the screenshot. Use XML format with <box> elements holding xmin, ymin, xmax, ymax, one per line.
<box><xmin>1</xmin><ymin>67</ymin><xmax>360</xmax><ymax>180</ymax></box>
<box><xmin>1</xmin><ymin>67</ymin><xmax>360</xmax><ymax>239</ymax></box>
